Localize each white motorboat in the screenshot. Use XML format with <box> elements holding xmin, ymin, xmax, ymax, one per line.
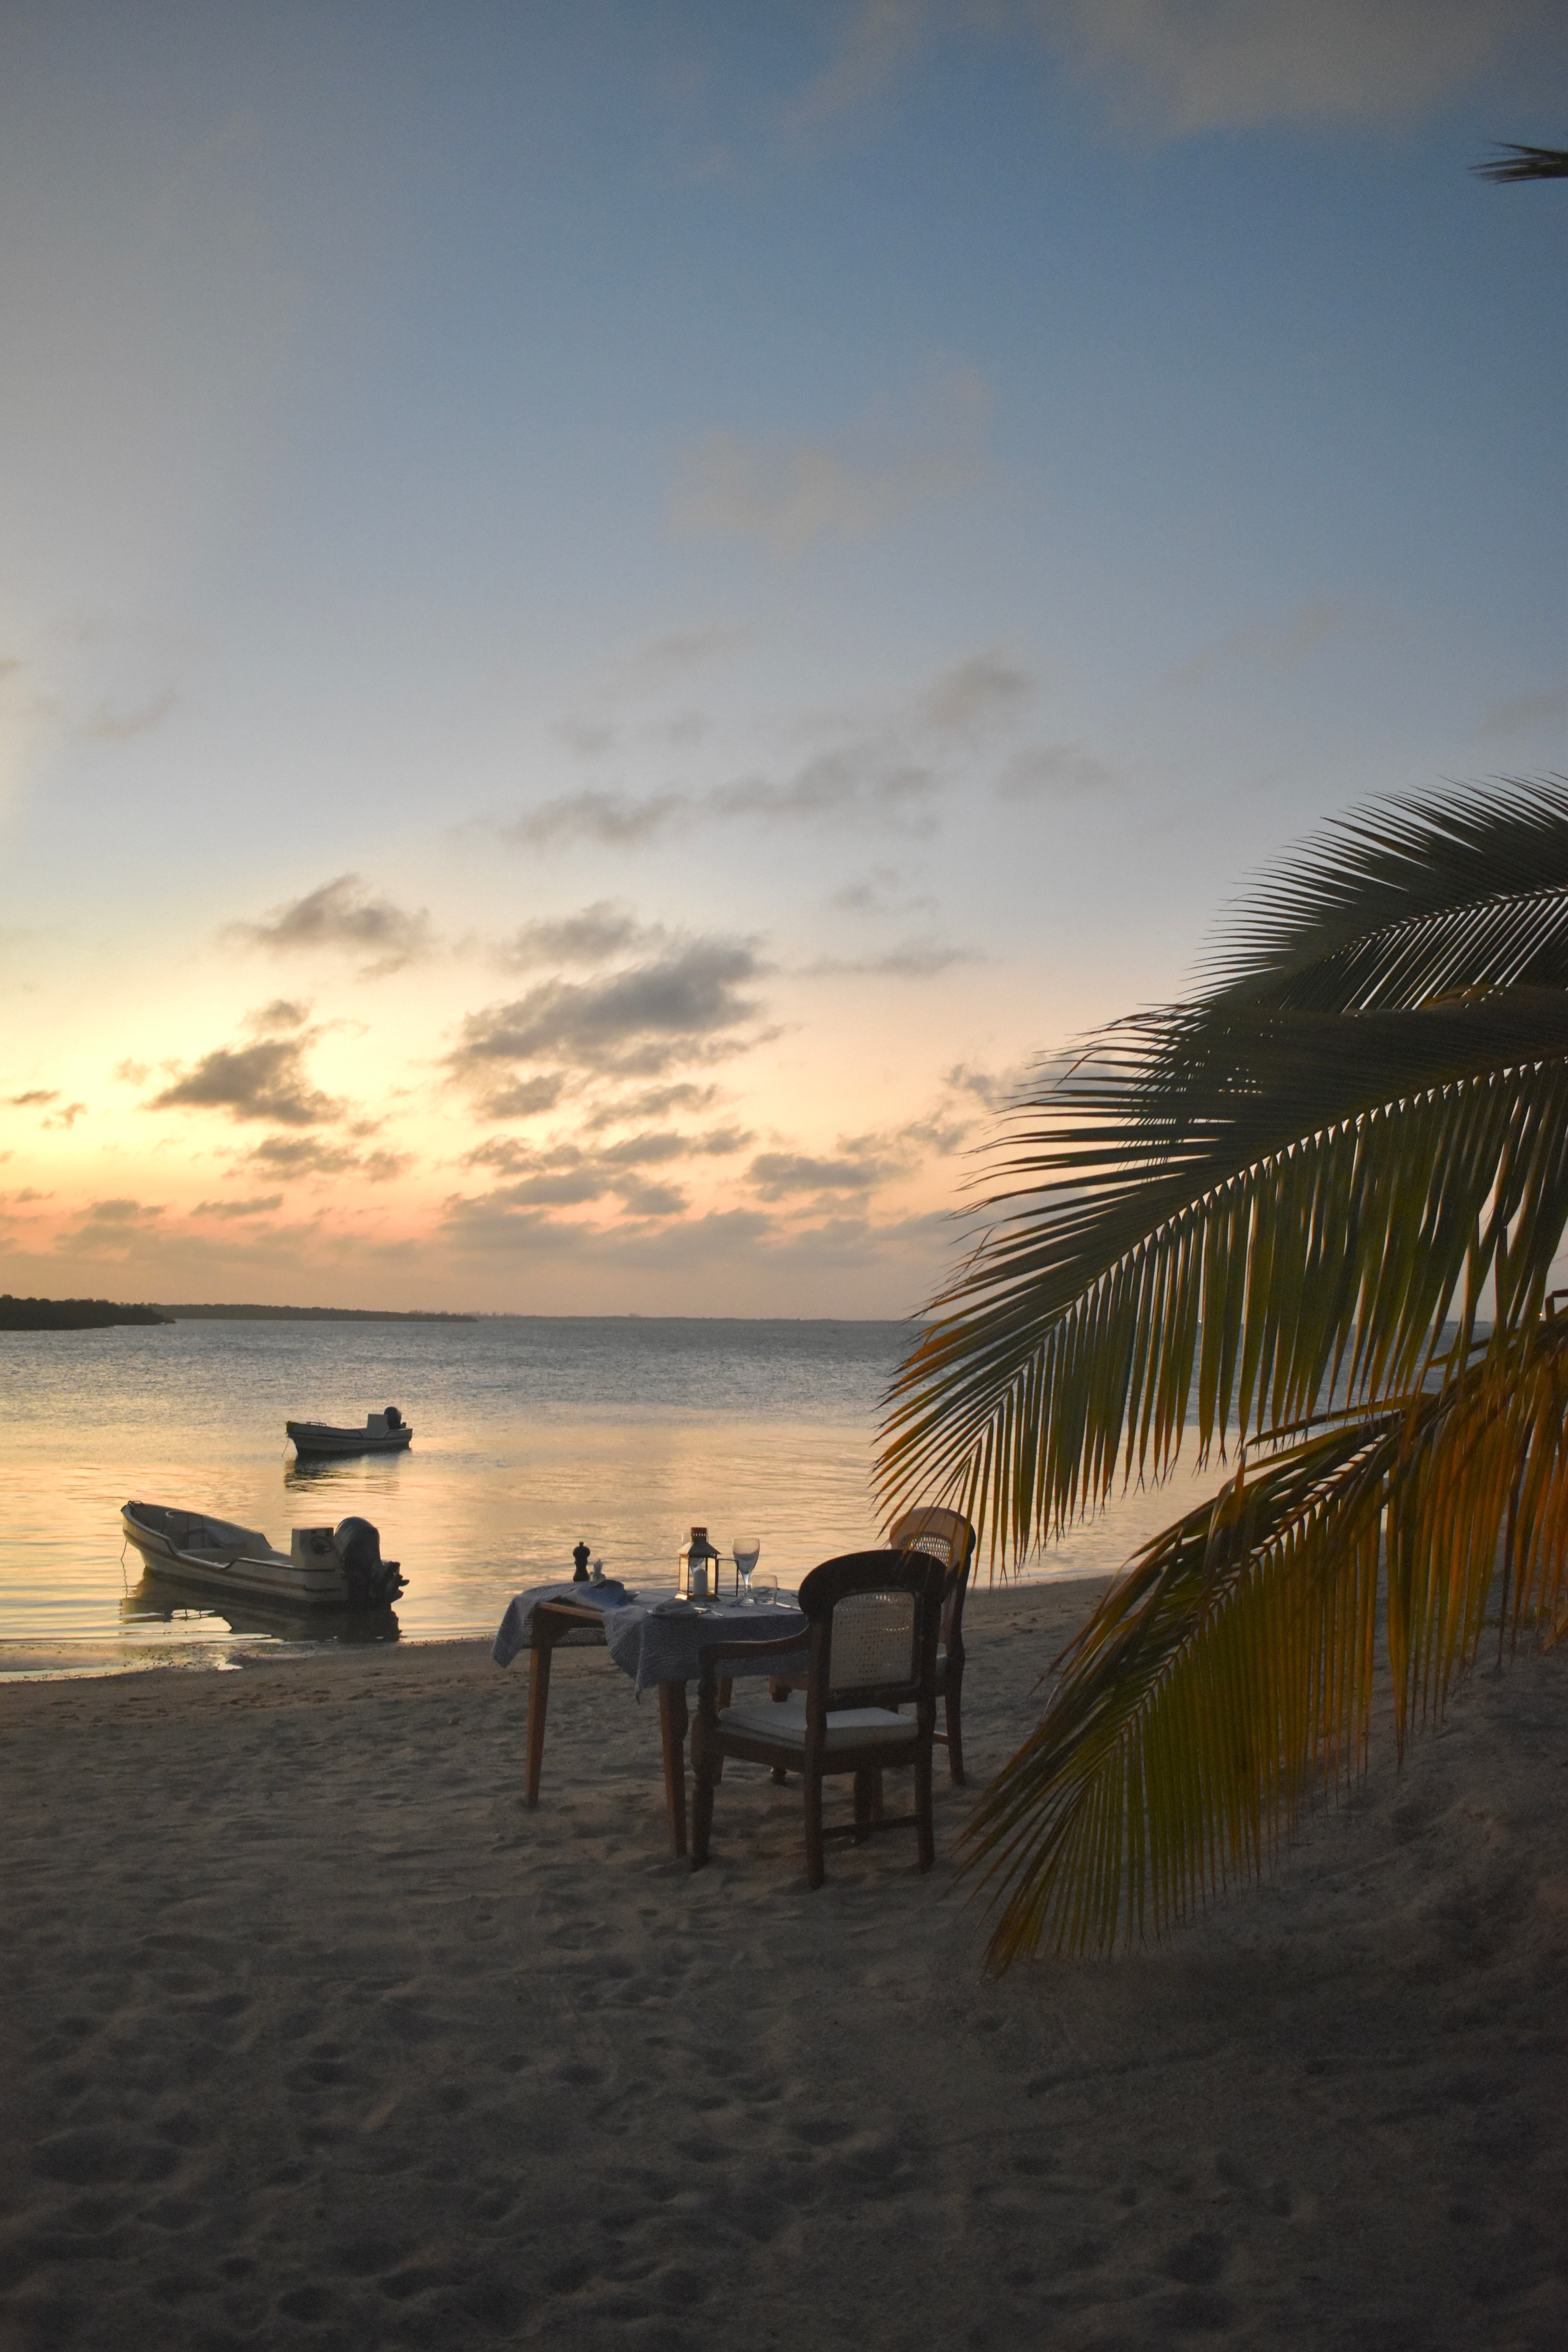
<box><xmin>121</xmin><ymin>1503</ymin><xmax>405</xmax><ymax>1609</ymax></box>
<box><xmin>285</xmin><ymin>1406</ymin><xmax>413</xmax><ymax>1457</ymax></box>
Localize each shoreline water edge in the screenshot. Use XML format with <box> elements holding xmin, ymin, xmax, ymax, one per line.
<box><xmin>0</xmin><ymin>1316</ymin><xmax>1234</xmax><ymax>1679</ymax></box>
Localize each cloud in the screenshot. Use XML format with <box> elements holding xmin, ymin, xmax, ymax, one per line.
<box><xmin>712</xmin><ymin>748</ymin><xmax>938</xmax><ymax>827</ymax></box>
<box><xmin>944</xmin><ymin>1051</ymin><xmax>1065</xmax><ymax>1111</ymax></box>
<box><xmin>793</xmin><ymin>2</ymin><xmax>1545</xmax><ymax>138</ymax></box>
<box><xmin>244</xmin><ymin>997</ymin><xmax>312</xmax><ymax>1032</ymax></box>
<box><xmin>593</xmin><ymin>1130</ymin><xmax>691</xmax><ymax>1170</ymax></box>
<box><xmin>634</xmin><ymin>628</ymin><xmax>749</xmax><ymax>673</ymax></box>
<box><xmin>191</xmin><ymin>1194</ymin><xmax>284</xmax><ymax>1220</ymax></box>
<box><xmin>582</xmin><ymin>1082</ymin><xmax>722</xmax><ymax>1127</ymax></box>
<box><xmin>488</xmin><ymin>1168</ymin><xmax>607</xmax><ymax>1208</ymax></box>
<box><xmin>619</xmin><ymin>1182</ymin><xmax>689</xmax><ymax>1219</ymax></box>
<box><xmin>1475</xmin><ymin>689</ymin><xmax>1568</xmax><ymax>743</ymax></box>
<box><xmin>505</xmin><ymin>788</ymin><xmax>693</xmax><ymax>851</ymax></box>
<box><xmin>439</xmin><ymin>1193</ymin><xmax>771</xmax><ymax>1259</ymax></box>
<box><xmin>501</xmin><ymin>903</ymin><xmax>666</xmax><ymax>970</ymax></box>
<box><xmin>45</xmin><ymin>1102</ymin><xmax>87</xmax><ymax>1130</ymax></box>
<box><xmin>450</xmin><ymin>939</ymin><xmax>766</xmax><ymax>1085</ymax></box>
<box><xmin>806</xmin><ymin>938</ymin><xmax>978</xmax><ymax>978</ymax></box>
<box><xmin>829</xmin><ymin>871</ymin><xmax>937</xmax><ymax>918</ymax></box>
<box><xmin>449</xmin><ymin>1117</ymin><xmax>758</xmax><ymax>1231</ymax></box>
<box><xmin>79</xmin><ymin>689</ymin><xmax>178</xmax><ymax>742</ymax></box>
<box><xmin>922</xmin><ymin>654</ymin><xmax>1033</xmax><ymax>737</ymax></box>
<box><xmin>748</xmin><ymin>1150</ymin><xmax>887</xmax><ymax>1199</ymax></box>
<box><xmin>467</xmin><ymin>1123</ymin><xmax>752</xmax><ymax>1182</ymax></box>
<box><xmin>504</xmin><ymin>746</ymin><xmax>941</xmax><ymax>854</ymax></box>
<box><xmin>82</xmin><ymin>1198</ymin><xmax>163</xmax><ymax>1224</ymax></box>
<box><xmin>996</xmin><ymin>742</ymin><xmax>1118</xmax><ymax>799</ymax></box>
<box><xmin>1045</xmin><ymin>0</ymin><xmax>1544</xmax><ymax>136</ymax></box>
<box><xmin>232</xmin><ymin>874</ymin><xmax>433</xmax><ymax>975</ymax></box>
<box><xmin>786</xmin><ymin>0</ymin><xmax>933</xmax><ymax>128</ymax></box>
<box><xmin>669</xmin><ymin>365</ymin><xmax>988</xmax><ymax>553</ymax></box>
<box><xmin>1165</xmin><ymin>602</ymin><xmax>1343</xmax><ymax>689</ymax></box>
<box><xmin>670</xmin><ymin>428</ymin><xmax>962</xmax><ymax>551</ymax></box>
<box><xmin>555</xmin><ymin>715</ymin><xmax>619</xmax><ymax>757</ymax></box>
<box><xmin>7</xmin><ymin>1089</ymin><xmax>57</xmax><ymax>1108</ymax></box>
<box><xmin>477</xmin><ymin>1075</ymin><xmax>566</xmax><ymax>1121</ymax></box>
<box><xmin>238</xmin><ymin>1134</ymin><xmax>366</xmax><ymax>1177</ymax></box>
<box><xmin>502</xmin><ymin>644</ymin><xmax>1039</xmax><ymax>858</ymax></box>
<box><xmin>150</xmin><ymin>1037</ymin><xmax>344</xmax><ymax>1127</ymax></box>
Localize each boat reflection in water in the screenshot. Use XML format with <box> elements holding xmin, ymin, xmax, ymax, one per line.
<box><xmin>122</xmin><ymin>1571</ymin><xmax>401</xmax><ymax>1648</ymax></box>
<box><xmin>283</xmin><ymin>1452</ymin><xmax>408</xmax><ymax>1495</ymax></box>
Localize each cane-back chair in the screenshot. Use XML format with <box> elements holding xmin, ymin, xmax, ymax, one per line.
<box><xmin>767</xmin><ymin>1506</ymin><xmax>976</xmax><ymax>1783</ymax></box>
<box><xmin>888</xmin><ymin>1505</ymin><xmax>976</xmax><ymax>1784</ymax></box>
<box><xmin>691</xmin><ymin>1549</ymin><xmax>945</xmax><ymax>1887</ymax></box>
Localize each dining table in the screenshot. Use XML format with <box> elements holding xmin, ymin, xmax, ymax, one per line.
<box><xmin>492</xmin><ymin>1581</ymin><xmax>808</xmax><ymax>1855</ymax></box>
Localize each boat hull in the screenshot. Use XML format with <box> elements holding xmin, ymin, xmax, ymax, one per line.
<box><xmin>122</xmin><ymin>1503</ymin><xmax>363</xmax><ymax>1608</ymax></box>
<box><xmin>286</xmin><ymin>1419</ymin><xmax>413</xmax><ymax>1457</ymax></box>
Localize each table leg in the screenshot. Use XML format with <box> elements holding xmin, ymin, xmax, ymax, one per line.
<box><xmin>659</xmin><ymin>1680</ymin><xmax>689</xmax><ymax>1856</ymax></box>
<box><xmin>525</xmin><ymin>1637</ymin><xmax>554</xmax><ymax>1806</ymax></box>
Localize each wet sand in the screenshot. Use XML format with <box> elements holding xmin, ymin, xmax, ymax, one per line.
<box><xmin>2</xmin><ymin>1579</ymin><xmax>1566</xmax><ymax>2351</ymax></box>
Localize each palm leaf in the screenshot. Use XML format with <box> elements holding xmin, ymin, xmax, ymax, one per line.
<box><xmin>964</xmin><ymin>1324</ymin><xmax>1568</xmax><ymax>1966</ymax></box>
<box><xmin>1201</xmin><ymin>776</ymin><xmax>1568</xmax><ymax>1009</ymax></box>
<box><xmin>880</xmin><ymin>783</ymin><xmax>1568</xmax><ymax>1564</ymax></box>
<box><xmin>1474</xmin><ymin>145</ymin><xmax>1568</xmax><ymax>183</ymax></box>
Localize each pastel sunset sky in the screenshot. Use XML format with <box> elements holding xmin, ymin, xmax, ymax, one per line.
<box><xmin>1</xmin><ymin>2</ymin><xmax>1563</xmax><ymax>1314</ymax></box>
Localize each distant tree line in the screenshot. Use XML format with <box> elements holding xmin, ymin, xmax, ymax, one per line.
<box><xmin>0</xmin><ymin>1296</ymin><xmax>172</xmax><ymax>1330</ymax></box>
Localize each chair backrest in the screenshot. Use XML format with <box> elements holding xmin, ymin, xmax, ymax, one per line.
<box><xmin>796</xmin><ymin>1549</ymin><xmax>945</xmax><ymax>1714</ymax></box>
<box><xmin>888</xmin><ymin>1505</ymin><xmax>976</xmax><ymax>1656</ymax></box>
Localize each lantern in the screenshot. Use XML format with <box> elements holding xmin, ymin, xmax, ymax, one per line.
<box><xmin>677</xmin><ymin>1524</ymin><xmax>721</xmax><ymax>1604</ymax></box>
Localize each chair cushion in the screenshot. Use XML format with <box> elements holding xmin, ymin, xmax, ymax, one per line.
<box><xmin>719</xmin><ymin>1695</ymin><xmax>918</xmax><ymax>1751</ymax></box>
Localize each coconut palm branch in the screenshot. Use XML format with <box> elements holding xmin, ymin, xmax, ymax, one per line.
<box><xmin>964</xmin><ymin>1318</ymin><xmax>1568</xmax><ymax>1965</ymax></box>
<box><xmin>878</xmin><ymin>778</ymin><xmax>1568</xmax><ymax>1961</ymax></box>
<box><xmin>881</xmin><ymin>779</ymin><xmax>1568</xmax><ymax>1560</ymax></box>
<box><xmin>1473</xmin><ymin>145</ymin><xmax>1568</xmax><ymax>183</ymax></box>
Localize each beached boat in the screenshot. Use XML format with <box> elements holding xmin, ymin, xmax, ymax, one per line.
<box><xmin>286</xmin><ymin>1406</ymin><xmax>412</xmax><ymax>1457</ymax></box>
<box><xmin>121</xmin><ymin>1503</ymin><xmax>405</xmax><ymax>1608</ymax></box>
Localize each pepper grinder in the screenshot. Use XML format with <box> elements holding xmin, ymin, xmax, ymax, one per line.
<box><xmin>572</xmin><ymin>1539</ymin><xmax>591</xmax><ymax>1582</ymax></box>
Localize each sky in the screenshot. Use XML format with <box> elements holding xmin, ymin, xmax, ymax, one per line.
<box><xmin>0</xmin><ymin>0</ymin><xmax>1563</xmax><ymax>1316</ymax></box>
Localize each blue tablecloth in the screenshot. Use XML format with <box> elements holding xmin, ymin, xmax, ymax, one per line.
<box><xmin>604</xmin><ymin>1599</ymin><xmax>808</xmax><ymax>1695</ymax></box>
<box><xmin>492</xmin><ymin>1582</ymin><xmax>807</xmax><ymax>1693</ymax></box>
<box><xmin>491</xmin><ymin>1579</ymin><xmax>635</xmax><ymax>1668</ymax></box>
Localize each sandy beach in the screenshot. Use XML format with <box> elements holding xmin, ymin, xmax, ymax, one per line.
<box><xmin>3</xmin><ymin>1577</ymin><xmax>1566</xmax><ymax>2352</ymax></box>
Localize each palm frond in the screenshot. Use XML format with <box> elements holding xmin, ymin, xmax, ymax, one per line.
<box><xmin>883</xmin><ymin>995</ymin><xmax>1568</xmax><ymax>1557</ymax></box>
<box><xmin>1474</xmin><ymin>145</ymin><xmax>1568</xmax><ymax>183</ymax></box>
<box><xmin>964</xmin><ymin>1325</ymin><xmax>1568</xmax><ymax>1967</ymax></box>
<box><xmin>1200</xmin><ymin>777</ymin><xmax>1568</xmax><ymax>1011</ymax></box>
<box><xmin>880</xmin><ymin>782</ymin><xmax>1568</xmax><ymax>1563</ymax></box>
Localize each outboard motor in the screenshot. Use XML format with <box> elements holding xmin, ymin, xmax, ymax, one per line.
<box><xmin>333</xmin><ymin>1516</ymin><xmax>405</xmax><ymax>1606</ymax></box>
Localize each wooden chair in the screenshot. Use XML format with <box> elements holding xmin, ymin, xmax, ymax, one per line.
<box><xmin>766</xmin><ymin>1506</ymin><xmax>976</xmax><ymax>1784</ymax></box>
<box><xmin>691</xmin><ymin>1549</ymin><xmax>945</xmax><ymax>1887</ymax></box>
<box><xmin>888</xmin><ymin>1505</ymin><xmax>977</xmax><ymax>1785</ymax></box>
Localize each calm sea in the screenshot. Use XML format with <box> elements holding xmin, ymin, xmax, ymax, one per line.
<box><xmin>0</xmin><ymin>1316</ymin><xmax>1227</xmax><ymax>1676</ymax></box>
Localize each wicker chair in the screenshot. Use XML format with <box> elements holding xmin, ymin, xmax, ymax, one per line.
<box><xmin>767</xmin><ymin>1506</ymin><xmax>976</xmax><ymax>1784</ymax></box>
<box><xmin>690</xmin><ymin>1549</ymin><xmax>945</xmax><ymax>1887</ymax></box>
<box><xmin>888</xmin><ymin>1505</ymin><xmax>977</xmax><ymax>1785</ymax></box>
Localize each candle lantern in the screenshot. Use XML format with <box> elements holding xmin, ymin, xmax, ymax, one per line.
<box><xmin>677</xmin><ymin>1524</ymin><xmax>720</xmax><ymax>1603</ymax></box>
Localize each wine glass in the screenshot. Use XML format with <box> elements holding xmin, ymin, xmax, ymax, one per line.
<box><xmin>733</xmin><ymin>1535</ymin><xmax>761</xmax><ymax>1603</ymax></box>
